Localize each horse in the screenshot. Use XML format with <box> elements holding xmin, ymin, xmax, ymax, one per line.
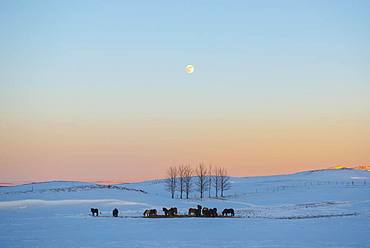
<box><xmin>112</xmin><ymin>208</ymin><xmax>119</xmax><ymax>217</ymax></box>
<box><xmin>189</xmin><ymin>205</ymin><xmax>202</xmax><ymax>216</ymax></box>
<box><xmin>202</xmin><ymin>207</ymin><xmax>217</xmax><ymax>217</ymax></box>
<box><xmin>149</xmin><ymin>209</ymin><xmax>157</xmax><ymax>216</ymax></box>
<box><xmin>197</xmin><ymin>205</ymin><xmax>202</xmax><ymax>217</ymax></box>
<box><xmin>168</xmin><ymin>207</ymin><xmax>177</xmax><ymax>216</ymax></box>
<box><xmin>143</xmin><ymin>209</ymin><xmax>157</xmax><ymax>217</ymax></box>
<box><xmin>163</xmin><ymin>207</ymin><xmax>178</xmax><ymax>216</ymax></box>
<box><xmin>91</xmin><ymin>208</ymin><xmax>99</xmax><ymax>216</ymax></box>
<box><xmin>163</xmin><ymin>207</ymin><xmax>170</xmax><ymax>216</ymax></box>
<box><xmin>222</xmin><ymin>208</ymin><xmax>235</xmax><ymax>216</ymax></box>
<box><xmin>209</xmin><ymin>208</ymin><xmax>218</xmax><ymax>217</ymax></box>
<box><xmin>188</xmin><ymin>208</ymin><xmax>198</xmax><ymax>216</ymax></box>
<box><xmin>202</xmin><ymin>207</ymin><xmax>209</xmax><ymax>216</ymax></box>
<box><xmin>171</xmin><ymin>207</ymin><xmax>178</xmax><ymax>215</ymax></box>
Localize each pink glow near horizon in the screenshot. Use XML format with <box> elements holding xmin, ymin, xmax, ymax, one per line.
<box><xmin>1</xmin><ymin>115</ymin><xmax>369</xmax><ymax>184</ymax></box>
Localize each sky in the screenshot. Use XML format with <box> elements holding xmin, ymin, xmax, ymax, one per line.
<box><xmin>0</xmin><ymin>0</ymin><xmax>369</xmax><ymax>184</ymax></box>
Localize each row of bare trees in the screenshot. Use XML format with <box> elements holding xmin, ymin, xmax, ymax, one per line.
<box><xmin>165</xmin><ymin>163</ymin><xmax>231</xmax><ymax>199</ymax></box>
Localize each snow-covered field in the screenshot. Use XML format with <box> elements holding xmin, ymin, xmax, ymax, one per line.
<box><xmin>1</xmin><ymin>169</ymin><xmax>369</xmax><ymax>248</ymax></box>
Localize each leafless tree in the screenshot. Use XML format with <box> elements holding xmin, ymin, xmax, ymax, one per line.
<box><xmin>183</xmin><ymin>165</ymin><xmax>193</xmax><ymax>199</ymax></box>
<box><xmin>219</xmin><ymin>167</ymin><xmax>231</xmax><ymax>197</ymax></box>
<box><xmin>165</xmin><ymin>166</ymin><xmax>177</xmax><ymax>199</ymax></box>
<box><xmin>195</xmin><ymin>163</ymin><xmax>208</xmax><ymax>198</ymax></box>
<box><xmin>213</xmin><ymin>166</ymin><xmax>221</xmax><ymax>198</ymax></box>
<box><xmin>207</xmin><ymin>164</ymin><xmax>213</xmax><ymax>198</ymax></box>
<box><xmin>177</xmin><ymin>164</ymin><xmax>186</xmax><ymax>199</ymax></box>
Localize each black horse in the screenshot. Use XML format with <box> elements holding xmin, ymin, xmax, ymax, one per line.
<box><xmin>171</xmin><ymin>207</ymin><xmax>178</xmax><ymax>215</ymax></box>
<box><xmin>112</xmin><ymin>208</ymin><xmax>119</xmax><ymax>217</ymax></box>
<box><xmin>91</xmin><ymin>208</ymin><xmax>99</xmax><ymax>216</ymax></box>
<box><xmin>196</xmin><ymin>205</ymin><xmax>202</xmax><ymax>217</ymax></box>
<box><xmin>222</xmin><ymin>208</ymin><xmax>235</xmax><ymax>216</ymax></box>
<box><xmin>163</xmin><ymin>207</ymin><xmax>178</xmax><ymax>216</ymax></box>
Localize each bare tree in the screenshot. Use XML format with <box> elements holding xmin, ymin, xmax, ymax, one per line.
<box><xmin>177</xmin><ymin>164</ymin><xmax>186</xmax><ymax>199</ymax></box>
<box><xmin>219</xmin><ymin>167</ymin><xmax>231</xmax><ymax>197</ymax></box>
<box><xmin>165</xmin><ymin>166</ymin><xmax>177</xmax><ymax>199</ymax></box>
<box><xmin>213</xmin><ymin>166</ymin><xmax>221</xmax><ymax>198</ymax></box>
<box><xmin>195</xmin><ymin>163</ymin><xmax>208</xmax><ymax>198</ymax></box>
<box><xmin>207</xmin><ymin>164</ymin><xmax>212</xmax><ymax>198</ymax></box>
<box><xmin>183</xmin><ymin>165</ymin><xmax>193</xmax><ymax>199</ymax></box>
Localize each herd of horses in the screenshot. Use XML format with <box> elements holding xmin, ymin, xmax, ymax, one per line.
<box><xmin>91</xmin><ymin>205</ymin><xmax>235</xmax><ymax>218</ymax></box>
<box><xmin>143</xmin><ymin>205</ymin><xmax>235</xmax><ymax>217</ymax></box>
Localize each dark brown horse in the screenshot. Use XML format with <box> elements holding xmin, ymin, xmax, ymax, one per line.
<box><xmin>202</xmin><ymin>207</ymin><xmax>209</xmax><ymax>216</ymax></box>
<box><xmin>203</xmin><ymin>207</ymin><xmax>218</xmax><ymax>217</ymax></box>
<box><xmin>188</xmin><ymin>205</ymin><xmax>202</xmax><ymax>216</ymax></box>
<box><xmin>163</xmin><ymin>207</ymin><xmax>178</xmax><ymax>216</ymax></box>
<box><xmin>91</xmin><ymin>208</ymin><xmax>99</xmax><ymax>216</ymax></box>
<box><xmin>188</xmin><ymin>208</ymin><xmax>198</xmax><ymax>216</ymax></box>
<box><xmin>143</xmin><ymin>209</ymin><xmax>157</xmax><ymax>217</ymax></box>
<box><xmin>210</xmin><ymin>208</ymin><xmax>218</xmax><ymax>217</ymax></box>
<box><xmin>222</xmin><ymin>208</ymin><xmax>235</xmax><ymax>216</ymax></box>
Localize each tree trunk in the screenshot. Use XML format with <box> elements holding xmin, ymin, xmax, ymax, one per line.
<box><xmin>180</xmin><ymin>178</ymin><xmax>183</xmax><ymax>199</ymax></box>
<box><xmin>208</xmin><ymin>177</ymin><xmax>211</xmax><ymax>198</ymax></box>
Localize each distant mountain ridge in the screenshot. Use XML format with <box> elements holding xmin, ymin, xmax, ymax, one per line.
<box><xmin>328</xmin><ymin>165</ymin><xmax>370</xmax><ymax>171</ymax></box>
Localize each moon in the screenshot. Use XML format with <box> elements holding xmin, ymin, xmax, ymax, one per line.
<box><xmin>185</xmin><ymin>64</ymin><xmax>194</xmax><ymax>74</ymax></box>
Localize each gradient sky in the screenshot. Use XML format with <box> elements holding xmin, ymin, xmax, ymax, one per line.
<box><xmin>1</xmin><ymin>0</ymin><xmax>369</xmax><ymax>184</ymax></box>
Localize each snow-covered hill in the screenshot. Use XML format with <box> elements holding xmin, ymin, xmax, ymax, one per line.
<box><xmin>0</xmin><ymin>169</ymin><xmax>369</xmax><ymax>247</ymax></box>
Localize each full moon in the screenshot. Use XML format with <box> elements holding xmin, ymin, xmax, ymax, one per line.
<box><xmin>185</xmin><ymin>64</ymin><xmax>194</xmax><ymax>74</ymax></box>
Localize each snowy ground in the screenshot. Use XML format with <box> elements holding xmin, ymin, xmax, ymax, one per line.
<box><xmin>0</xmin><ymin>169</ymin><xmax>370</xmax><ymax>247</ymax></box>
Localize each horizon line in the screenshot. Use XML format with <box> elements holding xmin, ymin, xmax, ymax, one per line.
<box><xmin>1</xmin><ymin>165</ymin><xmax>368</xmax><ymax>187</ymax></box>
